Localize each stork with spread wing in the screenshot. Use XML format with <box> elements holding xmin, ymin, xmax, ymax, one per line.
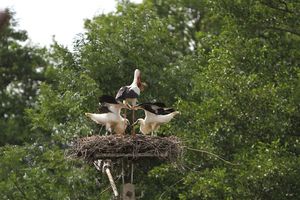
<box><xmin>133</xmin><ymin>102</ymin><xmax>180</xmax><ymax>136</ymax></box>
<box><xmin>85</xmin><ymin>95</ymin><xmax>129</xmax><ymax>135</ymax></box>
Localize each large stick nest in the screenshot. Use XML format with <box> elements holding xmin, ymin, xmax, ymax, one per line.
<box><xmin>68</xmin><ymin>135</ymin><xmax>182</xmax><ymax>163</ymax></box>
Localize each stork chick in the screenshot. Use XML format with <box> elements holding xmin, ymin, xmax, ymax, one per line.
<box><xmin>133</xmin><ymin>103</ymin><xmax>180</xmax><ymax>136</ymax></box>
<box><xmin>85</xmin><ymin>95</ymin><xmax>130</xmax><ymax>135</ymax></box>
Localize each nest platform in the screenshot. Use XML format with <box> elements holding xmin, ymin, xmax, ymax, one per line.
<box><xmin>69</xmin><ymin>135</ymin><xmax>182</xmax><ymax>163</ymax></box>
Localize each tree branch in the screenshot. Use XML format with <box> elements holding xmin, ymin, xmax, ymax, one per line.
<box><xmin>159</xmin><ymin>177</ymin><xmax>185</xmax><ymax>200</ymax></box>
<box><xmin>184</xmin><ymin>146</ymin><xmax>240</xmax><ymax>166</ymax></box>
<box><xmin>260</xmin><ymin>1</ymin><xmax>293</xmax><ymax>13</ymax></box>
<box><xmin>264</xmin><ymin>26</ymin><xmax>300</xmax><ymax>36</ymax></box>
<box><xmin>12</xmin><ymin>180</ymin><xmax>30</xmax><ymax>200</ymax></box>
<box><xmin>278</xmin><ymin>0</ymin><xmax>291</xmax><ymax>12</ymax></box>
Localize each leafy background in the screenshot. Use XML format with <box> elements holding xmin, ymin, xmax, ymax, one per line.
<box><xmin>0</xmin><ymin>0</ymin><xmax>299</xmax><ymax>199</ymax></box>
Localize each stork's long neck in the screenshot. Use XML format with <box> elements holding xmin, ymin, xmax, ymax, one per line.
<box><xmin>110</xmin><ymin>106</ymin><xmax>122</xmax><ymax>117</ymax></box>
<box><xmin>131</xmin><ymin>76</ymin><xmax>139</xmax><ymax>86</ymax></box>
<box><xmin>144</xmin><ymin>111</ymin><xmax>153</xmax><ymax>122</ymax></box>
<box><xmin>116</xmin><ymin>107</ymin><xmax>123</xmax><ymax>117</ymax></box>
<box><xmin>131</xmin><ymin>69</ymin><xmax>141</xmax><ymax>87</ymax></box>
<box><xmin>139</xmin><ymin>119</ymin><xmax>146</xmax><ymax>126</ymax></box>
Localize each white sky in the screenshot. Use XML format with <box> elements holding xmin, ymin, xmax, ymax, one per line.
<box><xmin>0</xmin><ymin>0</ymin><xmax>142</xmax><ymax>49</ymax></box>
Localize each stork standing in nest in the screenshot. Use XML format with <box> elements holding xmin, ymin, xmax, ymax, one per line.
<box><xmin>85</xmin><ymin>95</ymin><xmax>129</xmax><ymax>135</ymax></box>
<box><xmin>133</xmin><ymin>103</ymin><xmax>180</xmax><ymax>136</ymax></box>
<box><xmin>115</xmin><ymin>69</ymin><xmax>146</xmax><ymax>135</ymax></box>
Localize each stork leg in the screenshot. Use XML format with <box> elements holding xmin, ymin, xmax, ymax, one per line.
<box><xmin>123</xmin><ymin>109</ymin><xmax>128</xmax><ymax>135</ymax></box>
<box><xmin>98</xmin><ymin>125</ymin><xmax>103</xmax><ymax>135</ymax></box>
<box><xmin>131</xmin><ymin>110</ymin><xmax>136</xmax><ymax>136</ymax></box>
<box><xmin>106</xmin><ymin>125</ymin><xmax>112</xmax><ymax>135</ymax></box>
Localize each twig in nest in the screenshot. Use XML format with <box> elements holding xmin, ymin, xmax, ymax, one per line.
<box><xmin>68</xmin><ymin>135</ymin><xmax>183</xmax><ymax>163</ymax></box>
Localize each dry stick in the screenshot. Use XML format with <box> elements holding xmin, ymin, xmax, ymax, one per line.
<box><xmin>99</xmin><ymin>175</ymin><xmax>122</xmax><ymax>196</ymax></box>
<box><xmin>179</xmin><ymin>161</ymin><xmax>204</xmax><ymax>173</ymax></box>
<box><xmin>99</xmin><ymin>185</ymin><xmax>112</xmax><ymax>196</ymax></box>
<box><xmin>131</xmin><ymin>162</ymin><xmax>134</xmax><ymax>183</ymax></box>
<box><xmin>72</xmin><ymin>135</ymin><xmax>182</xmax><ymax>162</ymax></box>
<box><xmin>184</xmin><ymin>146</ymin><xmax>240</xmax><ymax>166</ymax></box>
<box><xmin>122</xmin><ymin>159</ymin><xmax>125</xmax><ymax>184</ymax></box>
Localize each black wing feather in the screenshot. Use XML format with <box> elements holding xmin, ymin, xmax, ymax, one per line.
<box><xmin>138</xmin><ymin>102</ymin><xmax>175</xmax><ymax>115</ymax></box>
<box><xmin>142</xmin><ymin>104</ymin><xmax>157</xmax><ymax>114</ymax></box>
<box><xmin>116</xmin><ymin>86</ymin><xmax>139</xmax><ymax>101</ymax></box>
<box><xmin>151</xmin><ymin>102</ymin><xmax>166</xmax><ymax>107</ymax></box>
<box><xmin>157</xmin><ymin>108</ymin><xmax>175</xmax><ymax>115</ymax></box>
<box><xmin>100</xmin><ymin>95</ymin><xmax>118</xmax><ymax>104</ymax></box>
<box><xmin>115</xmin><ymin>86</ymin><xmax>127</xmax><ymax>101</ymax></box>
<box><xmin>97</xmin><ymin>105</ymin><xmax>112</xmax><ymax>113</ymax></box>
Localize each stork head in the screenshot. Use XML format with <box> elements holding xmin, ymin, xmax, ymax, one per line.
<box><xmin>120</xmin><ymin>118</ymin><xmax>130</xmax><ymax>130</ymax></box>
<box><xmin>133</xmin><ymin>68</ymin><xmax>147</xmax><ymax>91</ymax></box>
<box><xmin>133</xmin><ymin>118</ymin><xmax>143</xmax><ymax>126</ymax></box>
<box><xmin>134</xmin><ymin>69</ymin><xmax>141</xmax><ymax>81</ymax></box>
<box><xmin>174</xmin><ymin>111</ymin><xmax>181</xmax><ymax>115</ymax></box>
<box><xmin>124</xmin><ymin>118</ymin><xmax>130</xmax><ymax>125</ymax></box>
<box><xmin>133</xmin><ymin>69</ymin><xmax>142</xmax><ymax>87</ymax></box>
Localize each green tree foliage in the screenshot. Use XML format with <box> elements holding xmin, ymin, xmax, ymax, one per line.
<box><xmin>0</xmin><ymin>144</ymin><xmax>101</xmax><ymax>200</ymax></box>
<box><xmin>27</xmin><ymin>42</ymin><xmax>100</xmax><ymax>143</ymax></box>
<box><xmin>80</xmin><ymin>2</ymin><xmax>183</xmax><ymax>104</ymax></box>
<box><xmin>0</xmin><ymin>10</ymin><xmax>47</xmax><ymax>145</ymax></box>
<box><xmin>0</xmin><ymin>1</ymin><xmax>299</xmax><ymax>199</ymax></box>
<box><xmin>156</xmin><ymin>1</ymin><xmax>300</xmax><ymax>199</ymax></box>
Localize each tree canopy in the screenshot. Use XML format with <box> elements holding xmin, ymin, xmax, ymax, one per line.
<box><xmin>0</xmin><ymin>1</ymin><xmax>299</xmax><ymax>199</ymax></box>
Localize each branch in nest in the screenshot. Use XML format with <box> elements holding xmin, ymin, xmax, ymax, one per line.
<box><xmin>68</xmin><ymin>135</ymin><xmax>183</xmax><ymax>163</ymax></box>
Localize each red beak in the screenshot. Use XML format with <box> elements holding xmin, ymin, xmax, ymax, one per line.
<box><xmin>137</xmin><ymin>76</ymin><xmax>142</xmax><ymax>88</ymax></box>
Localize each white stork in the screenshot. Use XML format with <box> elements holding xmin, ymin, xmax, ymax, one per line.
<box><xmin>115</xmin><ymin>69</ymin><xmax>144</xmax><ymax>107</ymax></box>
<box><xmin>115</xmin><ymin>69</ymin><xmax>146</xmax><ymax>135</ymax></box>
<box><xmin>85</xmin><ymin>95</ymin><xmax>130</xmax><ymax>135</ymax></box>
<box><xmin>133</xmin><ymin>103</ymin><xmax>180</xmax><ymax>136</ymax></box>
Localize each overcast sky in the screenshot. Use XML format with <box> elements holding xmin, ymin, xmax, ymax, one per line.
<box><xmin>0</xmin><ymin>0</ymin><xmax>142</xmax><ymax>49</ymax></box>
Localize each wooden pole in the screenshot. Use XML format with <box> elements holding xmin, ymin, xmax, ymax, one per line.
<box><xmin>94</xmin><ymin>160</ymin><xmax>119</xmax><ymax>198</ymax></box>
<box><xmin>122</xmin><ymin>159</ymin><xmax>125</xmax><ymax>184</ymax></box>
<box><xmin>131</xmin><ymin>163</ymin><xmax>134</xmax><ymax>183</ymax></box>
<box><xmin>105</xmin><ymin>167</ymin><xmax>119</xmax><ymax>197</ymax></box>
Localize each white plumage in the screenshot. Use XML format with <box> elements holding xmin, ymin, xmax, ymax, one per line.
<box><xmin>85</xmin><ymin>95</ymin><xmax>129</xmax><ymax>135</ymax></box>
<box><xmin>115</xmin><ymin>69</ymin><xmax>143</xmax><ymax>107</ymax></box>
<box><xmin>134</xmin><ymin>103</ymin><xmax>180</xmax><ymax>135</ymax></box>
<box><xmin>115</xmin><ymin>69</ymin><xmax>147</xmax><ymax>135</ymax></box>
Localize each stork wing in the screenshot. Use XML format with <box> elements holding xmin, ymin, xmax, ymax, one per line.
<box><xmin>115</xmin><ymin>86</ymin><xmax>127</xmax><ymax>101</ymax></box>
<box><xmin>137</xmin><ymin>102</ymin><xmax>166</xmax><ymax>107</ymax></box>
<box><xmin>156</xmin><ymin>108</ymin><xmax>175</xmax><ymax>115</ymax></box>
<box><xmin>98</xmin><ymin>105</ymin><xmax>112</xmax><ymax>113</ymax></box>
<box><xmin>137</xmin><ymin>102</ymin><xmax>175</xmax><ymax>115</ymax></box>
<box><xmin>144</xmin><ymin>109</ymin><xmax>157</xmax><ymax>119</ymax></box>
<box><xmin>151</xmin><ymin>102</ymin><xmax>166</xmax><ymax>107</ymax></box>
<box><xmin>137</xmin><ymin>103</ymin><xmax>157</xmax><ymax>114</ymax></box>
<box><xmin>116</xmin><ymin>86</ymin><xmax>139</xmax><ymax>101</ymax></box>
<box><xmin>99</xmin><ymin>95</ymin><xmax>118</xmax><ymax>104</ymax></box>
